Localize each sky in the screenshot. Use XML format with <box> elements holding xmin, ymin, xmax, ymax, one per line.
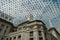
<box><xmin>0</xmin><ymin>0</ymin><xmax>60</xmax><ymax>33</ymax></box>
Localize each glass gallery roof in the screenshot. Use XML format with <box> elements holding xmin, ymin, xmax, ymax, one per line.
<box><xmin>0</xmin><ymin>0</ymin><xmax>60</xmax><ymax>32</ymax></box>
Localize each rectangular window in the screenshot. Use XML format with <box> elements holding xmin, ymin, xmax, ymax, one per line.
<box><xmin>38</xmin><ymin>31</ymin><xmax>42</xmax><ymax>36</ymax></box>
<box><xmin>18</xmin><ymin>35</ymin><xmax>21</xmax><ymax>39</ymax></box>
<box><xmin>14</xmin><ymin>37</ymin><xmax>16</xmax><ymax>39</ymax></box>
<box><xmin>30</xmin><ymin>31</ymin><xmax>33</xmax><ymax>36</ymax></box>
<box><xmin>1</xmin><ymin>14</ymin><xmax>4</xmax><ymax>17</ymax></box>
<box><xmin>6</xmin><ymin>38</ymin><xmax>8</xmax><ymax>40</ymax></box>
<box><xmin>1</xmin><ymin>24</ymin><xmax>4</xmax><ymax>27</ymax></box>
<box><xmin>5</xmin><ymin>16</ymin><xmax>8</xmax><ymax>19</ymax></box>
<box><xmin>0</xmin><ymin>28</ymin><xmax>2</xmax><ymax>32</ymax></box>
<box><xmin>6</xmin><ymin>26</ymin><xmax>8</xmax><ymax>28</ymax></box>
<box><xmin>9</xmin><ymin>18</ymin><xmax>12</xmax><ymax>21</ymax></box>
<box><xmin>39</xmin><ymin>37</ymin><xmax>43</xmax><ymax>40</ymax></box>
<box><xmin>30</xmin><ymin>38</ymin><xmax>33</xmax><ymax>40</ymax></box>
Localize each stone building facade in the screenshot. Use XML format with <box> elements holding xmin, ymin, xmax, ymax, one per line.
<box><xmin>0</xmin><ymin>18</ymin><xmax>14</xmax><ymax>40</ymax></box>
<box><xmin>0</xmin><ymin>13</ymin><xmax>60</xmax><ymax>40</ymax></box>
<box><xmin>4</xmin><ymin>20</ymin><xmax>60</xmax><ymax>40</ymax></box>
<box><xmin>0</xmin><ymin>12</ymin><xmax>17</xmax><ymax>40</ymax></box>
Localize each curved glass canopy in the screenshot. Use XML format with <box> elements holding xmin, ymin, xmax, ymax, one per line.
<box><xmin>0</xmin><ymin>0</ymin><xmax>60</xmax><ymax>32</ymax></box>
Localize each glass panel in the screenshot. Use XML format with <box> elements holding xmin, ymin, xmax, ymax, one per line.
<box><xmin>30</xmin><ymin>31</ymin><xmax>33</xmax><ymax>36</ymax></box>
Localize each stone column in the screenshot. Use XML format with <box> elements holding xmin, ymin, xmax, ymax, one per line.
<box><xmin>16</xmin><ymin>36</ymin><xmax>18</xmax><ymax>40</ymax></box>
<box><xmin>2</xmin><ymin>25</ymin><xmax>6</xmax><ymax>34</ymax></box>
<box><xmin>8</xmin><ymin>37</ymin><xmax>10</xmax><ymax>40</ymax></box>
<box><xmin>41</xmin><ymin>30</ymin><xmax>46</xmax><ymax>40</ymax></box>
<box><xmin>12</xmin><ymin>37</ymin><xmax>14</xmax><ymax>40</ymax></box>
<box><xmin>5</xmin><ymin>26</ymin><xmax>11</xmax><ymax>35</ymax></box>
<box><xmin>34</xmin><ymin>29</ymin><xmax>38</xmax><ymax>40</ymax></box>
<box><xmin>24</xmin><ymin>31</ymin><xmax>29</xmax><ymax>40</ymax></box>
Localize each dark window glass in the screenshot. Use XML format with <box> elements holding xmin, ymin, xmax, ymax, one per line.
<box><xmin>5</xmin><ymin>16</ymin><xmax>8</xmax><ymax>19</ymax></box>
<box><xmin>9</xmin><ymin>18</ymin><xmax>12</xmax><ymax>21</ymax></box>
<box><xmin>0</xmin><ymin>29</ymin><xmax>2</xmax><ymax>32</ymax></box>
<box><xmin>6</xmin><ymin>26</ymin><xmax>8</xmax><ymax>28</ymax></box>
<box><xmin>39</xmin><ymin>37</ymin><xmax>43</xmax><ymax>40</ymax></box>
<box><xmin>14</xmin><ymin>37</ymin><xmax>16</xmax><ymax>39</ymax></box>
<box><xmin>1</xmin><ymin>24</ymin><xmax>4</xmax><ymax>27</ymax></box>
<box><xmin>1</xmin><ymin>13</ymin><xmax>4</xmax><ymax>17</ymax></box>
<box><xmin>30</xmin><ymin>31</ymin><xmax>33</xmax><ymax>36</ymax></box>
<box><xmin>18</xmin><ymin>35</ymin><xmax>21</xmax><ymax>39</ymax></box>
<box><xmin>38</xmin><ymin>31</ymin><xmax>42</xmax><ymax>36</ymax></box>
<box><xmin>30</xmin><ymin>38</ymin><xmax>33</xmax><ymax>40</ymax></box>
<box><xmin>6</xmin><ymin>38</ymin><xmax>8</xmax><ymax>40</ymax></box>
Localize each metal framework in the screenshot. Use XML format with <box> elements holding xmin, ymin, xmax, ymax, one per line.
<box><xmin>0</xmin><ymin>0</ymin><xmax>60</xmax><ymax>28</ymax></box>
